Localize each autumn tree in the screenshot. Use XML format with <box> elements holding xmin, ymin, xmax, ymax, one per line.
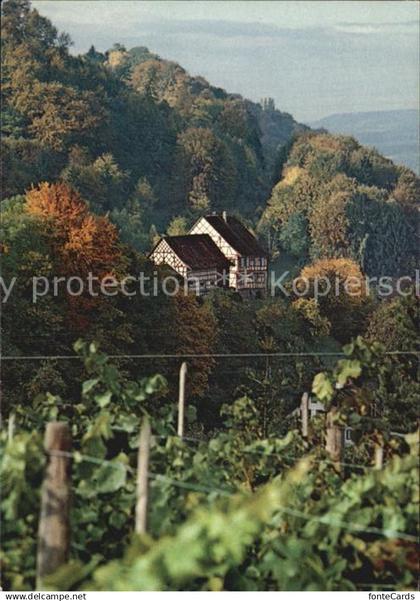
<box><xmin>26</xmin><ymin>182</ymin><xmax>122</xmax><ymax>328</ymax></box>
<box><xmin>294</xmin><ymin>258</ymin><xmax>370</xmax><ymax>342</ymax></box>
<box><xmin>26</xmin><ymin>181</ymin><xmax>121</xmax><ymax>275</ymax></box>
<box><xmin>392</xmin><ymin>167</ymin><xmax>420</xmax><ymax>208</ymax></box>
<box><xmin>1</xmin><ymin>0</ymin><xmax>105</xmax><ymax>152</ymax></box>
<box><xmin>1</xmin><ymin>0</ymin><xmax>109</xmax><ymax>199</ymax></box>
<box><xmin>308</xmin><ymin>175</ymin><xmax>356</xmax><ymax>259</ymax></box>
<box><xmin>259</xmin><ymin>133</ymin><xmax>418</xmax><ymax>279</ymax></box>
<box><xmin>0</xmin><ymin>195</ymin><xmax>70</xmax><ymax>413</ymax></box>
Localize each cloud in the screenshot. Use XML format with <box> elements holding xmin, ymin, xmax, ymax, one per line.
<box><xmin>148</xmin><ymin>19</ymin><xmax>284</xmax><ymax>38</ymax></box>
<box><xmin>334</xmin><ymin>20</ymin><xmax>418</xmax><ymax>35</ymax></box>
<box><xmin>99</xmin><ymin>18</ymin><xmax>317</xmax><ymax>43</ymax></box>
<box><xmin>117</xmin><ymin>18</ymin><xmax>419</xmax><ymax>46</ymax></box>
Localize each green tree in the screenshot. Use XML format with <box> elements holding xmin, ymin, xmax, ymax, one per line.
<box><xmin>166</xmin><ymin>216</ymin><xmax>188</xmax><ymax>236</ymax></box>
<box><xmin>61</xmin><ymin>151</ymin><xmax>130</xmax><ymax>212</ymax></box>
<box><xmin>175</xmin><ymin>127</ymin><xmax>236</xmax><ymax>213</ymax></box>
<box><xmin>278</xmin><ymin>212</ymin><xmax>309</xmax><ymax>257</ymax></box>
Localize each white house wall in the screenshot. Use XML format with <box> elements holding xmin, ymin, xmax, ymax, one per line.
<box><xmin>150</xmin><ymin>239</ymin><xmax>230</xmax><ymax>294</ymax></box>
<box><xmin>190</xmin><ymin>218</ymin><xmax>268</xmax><ymax>290</ymax></box>
<box><xmin>190</xmin><ymin>218</ymin><xmax>238</xmax><ymax>259</ymax></box>
<box><xmin>190</xmin><ymin>218</ymin><xmax>243</xmax><ymax>288</ymax></box>
<box><xmin>149</xmin><ymin>240</ymin><xmax>188</xmax><ymax>278</ymax></box>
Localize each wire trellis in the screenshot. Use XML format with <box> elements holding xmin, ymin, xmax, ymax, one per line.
<box><xmin>46</xmin><ymin>448</ymin><xmax>419</xmax><ymax>543</ymax></box>
<box><xmin>1</xmin><ymin>350</ymin><xmax>419</xmax><ymax>361</ymax></box>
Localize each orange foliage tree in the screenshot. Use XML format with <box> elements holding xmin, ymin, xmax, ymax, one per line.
<box><xmin>26</xmin><ymin>182</ymin><xmax>121</xmax><ymax>276</ymax></box>
<box><xmin>26</xmin><ymin>182</ymin><xmax>122</xmax><ymax>329</ymax></box>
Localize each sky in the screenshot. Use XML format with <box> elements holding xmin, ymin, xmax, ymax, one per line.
<box><xmin>32</xmin><ymin>1</ymin><xmax>419</xmax><ymax>122</ymax></box>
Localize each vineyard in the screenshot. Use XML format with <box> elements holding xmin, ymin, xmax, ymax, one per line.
<box><xmin>1</xmin><ymin>339</ymin><xmax>418</xmax><ymax>591</ymax></box>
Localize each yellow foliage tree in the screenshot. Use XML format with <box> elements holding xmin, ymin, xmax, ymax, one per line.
<box><xmin>308</xmin><ymin>174</ymin><xmax>357</xmax><ymax>258</ymax></box>
<box><xmin>294</xmin><ymin>258</ymin><xmax>369</xmax><ymax>341</ymax></box>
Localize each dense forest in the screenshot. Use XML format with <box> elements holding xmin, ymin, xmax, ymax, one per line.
<box><xmin>260</xmin><ymin>132</ymin><xmax>418</xmax><ymax>278</ymax></box>
<box><xmin>310</xmin><ymin>109</ymin><xmax>419</xmax><ymax>175</ymax></box>
<box><xmin>1</xmin><ymin>0</ymin><xmax>419</xmax><ymax>592</ymax></box>
<box><xmin>1</xmin><ymin>0</ymin><xmax>305</xmax><ymax>245</ymax></box>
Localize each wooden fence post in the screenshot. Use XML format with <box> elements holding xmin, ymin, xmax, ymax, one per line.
<box><xmin>325</xmin><ymin>407</ymin><xmax>344</xmax><ymax>475</ymax></box>
<box><xmin>301</xmin><ymin>393</ymin><xmax>309</xmax><ymax>438</ymax></box>
<box><xmin>177</xmin><ymin>362</ymin><xmax>188</xmax><ymax>438</ymax></box>
<box><xmin>36</xmin><ymin>422</ymin><xmax>71</xmax><ymax>590</ymax></box>
<box><xmin>8</xmin><ymin>412</ymin><xmax>15</xmax><ymax>441</ymax></box>
<box><xmin>374</xmin><ymin>444</ymin><xmax>384</xmax><ymax>470</ymax></box>
<box><xmin>135</xmin><ymin>417</ymin><xmax>151</xmax><ymax>535</ymax></box>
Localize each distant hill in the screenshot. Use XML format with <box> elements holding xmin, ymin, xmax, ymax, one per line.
<box><xmin>259</xmin><ymin>131</ymin><xmax>419</xmax><ymax>283</ymax></box>
<box><xmin>309</xmin><ymin>110</ymin><xmax>419</xmax><ymax>174</ymax></box>
<box><xmin>107</xmin><ymin>46</ymin><xmax>308</xmax><ymax>176</ymax></box>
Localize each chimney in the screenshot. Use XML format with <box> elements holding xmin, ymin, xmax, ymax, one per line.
<box><xmin>222</xmin><ymin>210</ymin><xmax>227</xmax><ymax>223</ymax></box>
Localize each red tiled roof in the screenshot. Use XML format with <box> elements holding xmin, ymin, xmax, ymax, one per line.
<box><xmin>162</xmin><ymin>234</ymin><xmax>232</xmax><ymax>270</ymax></box>
<box><xmin>204</xmin><ymin>214</ymin><xmax>268</xmax><ymax>257</ymax></box>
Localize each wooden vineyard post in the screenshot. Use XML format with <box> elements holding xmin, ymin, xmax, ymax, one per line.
<box><xmin>301</xmin><ymin>393</ymin><xmax>309</xmax><ymax>438</ymax></box>
<box><xmin>325</xmin><ymin>407</ymin><xmax>344</xmax><ymax>475</ymax></box>
<box><xmin>177</xmin><ymin>361</ymin><xmax>188</xmax><ymax>438</ymax></box>
<box><xmin>36</xmin><ymin>422</ymin><xmax>72</xmax><ymax>590</ymax></box>
<box><xmin>8</xmin><ymin>412</ymin><xmax>15</xmax><ymax>441</ymax></box>
<box><xmin>374</xmin><ymin>444</ymin><xmax>384</xmax><ymax>470</ymax></box>
<box><xmin>135</xmin><ymin>417</ymin><xmax>151</xmax><ymax>535</ymax></box>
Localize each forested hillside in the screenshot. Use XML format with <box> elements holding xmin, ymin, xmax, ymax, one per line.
<box><xmin>310</xmin><ymin>110</ymin><xmax>419</xmax><ymax>174</ymax></box>
<box><xmin>260</xmin><ymin>132</ymin><xmax>419</xmax><ymax>278</ymax></box>
<box><xmin>1</xmin><ymin>0</ymin><xmax>305</xmax><ymax>251</ymax></box>
<box><xmin>1</xmin><ymin>0</ymin><xmax>419</xmax><ymax>592</ymax></box>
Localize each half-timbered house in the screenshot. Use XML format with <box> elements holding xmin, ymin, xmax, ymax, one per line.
<box><xmin>189</xmin><ymin>212</ymin><xmax>268</xmax><ymax>296</ymax></box>
<box><xmin>149</xmin><ymin>234</ymin><xmax>232</xmax><ymax>294</ymax></box>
